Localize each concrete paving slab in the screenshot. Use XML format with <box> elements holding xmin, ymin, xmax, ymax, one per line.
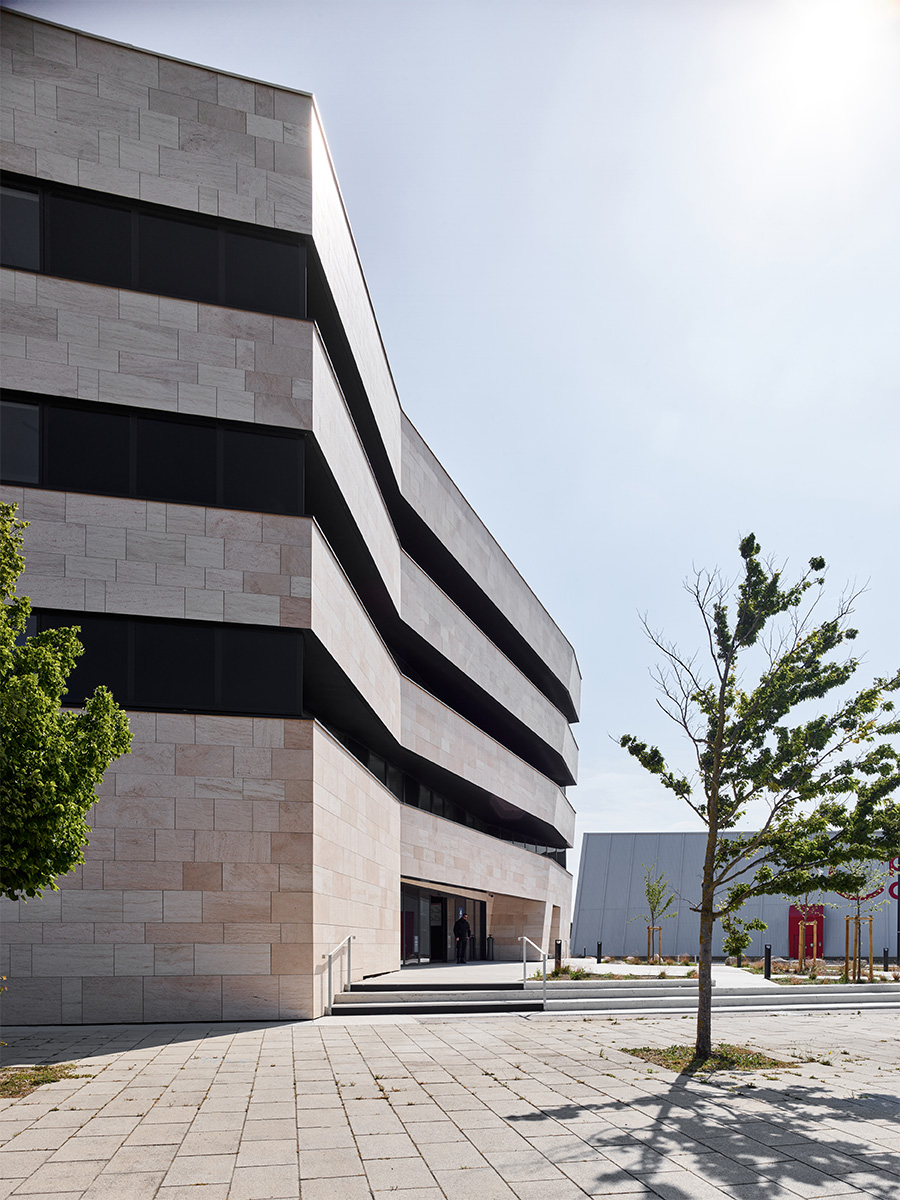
<box><xmin>0</xmin><ymin>1009</ymin><xmax>898</xmax><ymax>1198</ymax></box>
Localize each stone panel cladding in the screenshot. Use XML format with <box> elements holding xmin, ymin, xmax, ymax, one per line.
<box><xmin>0</xmin><ymin>269</ymin><xmax>313</xmax><ymax>430</ymax></box>
<box><xmin>400</xmin><ymin>804</ymin><xmax>572</xmax><ymax>956</ymax></box>
<box><xmin>0</xmin><ymin>486</ymin><xmax>312</xmax><ymax>627</ymax></box>
<box><xmin>0</xmin><ymin>10</ymin><xmax>312</xmax><ymax>232</ymax></box>
<box><xmin>308</xmin><ymin>727</ymin><xmax>401</xmax><ymax>1016</ymax></box>
<box><xmin>310</xmin><ymin>525</ymin><xmax>574</xmax><ymax>839</ymax></box>
<box><xmin>0</xmin><ymin>714</ymin><xmax>315</xmax><ymax>1024</ymax></box>
<box><xmin>309</xmin><ymin>110</ymin><xmax>401</xmax><ymax>479</ymax></box>
<box><xmin>0</xmin><ymin>482</ymin><xmax>571</xmax><ymax>837</ymax></box>
<box><xmin>0</xmin><ymin>12</ymin><xmax>580</xmax><ymax>1019</ymax></box>
<box><xmin>400</xmin><ymin>554</ymin><xmax>578</xmax><ymax>779</ymax></box>
<box><xmin>0</xmin><ymin>717</ymin><xmax>403</xmax><ymax>1022</ymax></box>
<box><xmin>0</xmin><ymin>268</ymin><xmax>574</xmax><ymax>766</ymax></box>
<box><xmin>402</xmin><ymin>415</ymin><xmax>582</xmax><ymax>713</ymax></box>
<box><xmin>1</xmin><ymin>7</ymin><xmax>580</xmax><ymax>718</ymax></box>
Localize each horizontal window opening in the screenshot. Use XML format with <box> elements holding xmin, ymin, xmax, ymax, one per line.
<box><xmin>34</xmin><ymin>611</ymin><xmax>302</xmax><ymax>718</ymax></box>
<box><xmin>28</xmin><ymin>612</ymin><xmax>566</xmax><ymax>854</ymax></box>
<box><xmin>0</xmin><ymin>394</ymin><xmax>305</xmax><ymax>517</ymax></box>
<box><xmin>327</xmin><ymin>723</ymin><xmax>566</xmax><ymax>867</ymax></box>
<box><xmin>3</xmin><ymin>174</ymin><xmax>575</xmax><ymax>726</ymax></box>
<box><xmin>4</xmin><ymin>394</ymin><xmax>570</xmax><ymax>784</ymax></box>
<box><xmin>1</xmin><ymin>174</ymin><xmax>305</xmax><ymax>320</ymax></box>
<box><xmin>306</xmin><ymin>247</ymin><xmax>578</xmax><ymax>723</ymax></box>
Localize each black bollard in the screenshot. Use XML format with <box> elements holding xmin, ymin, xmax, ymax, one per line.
<box><xmin>597</xmin><ymin>942</ymin><xmax>602</xmax><ymax>963</ymax></box>
<box><xmin>764</xmin><ymin>944</ymin><xmax>772</xmax><ymax>980</ymax></box>
<box><xmin>486</xmin><ymin>935</ymin><xmax>494</xmax><ymax>961</ymax></box>
<box><xmin>885</xmin><ymin>948</ymin><xmax>890</xmax><ymax>973</ymax></box>
<box><xmin>736</xmin><ymin>952</ymin><xmax>742</xmax><ymax>969</ymax></box>
<box><xmin>555</xmin><ymin>939</ymin><xmax>562</xmax><ymax>971</ymax></box>
<box><xmin>582</xmin><ymin>946</ymin><xmax>586</xmax><ymax>958</ymax></box>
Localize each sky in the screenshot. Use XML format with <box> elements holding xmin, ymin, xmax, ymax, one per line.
<box><xmin>7</xmin><ymin>0</ymin><xmax>900</xmax><ymax>887</ymax></box>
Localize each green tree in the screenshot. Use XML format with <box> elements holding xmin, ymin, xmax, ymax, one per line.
<box><xmin>620</xmin><ymin>534</ymin><xmax>900</xmax><ymax>1059</ymax></box>
<box><xmin>826</xmin><ymin>859</ymin><xmax>891</xmax><ymax>981</ymax></box>
<box><xmin>628</xmin><ymin>861</ymin><xmax>678</xmax><ymax>960</ymax></box>
<box><xmin>720</xmin><ymin>910</ymin><xmax>766</xmax><ymax>962</ymax></box>
<box><xmin>0</xmin><ymin>503</ymin><xmax>131</xmax><ymax>900</ymax></box>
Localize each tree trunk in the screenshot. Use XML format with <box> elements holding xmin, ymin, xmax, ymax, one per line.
<box><xmin>695</xmin><ymin>824</ymin><xmax>718</xmax><ymax>1060</ymax></box>
<box><xmin>696</xmin><ymin>893</ymin><xmax>714</xmax><ymax>1059</ymax></box>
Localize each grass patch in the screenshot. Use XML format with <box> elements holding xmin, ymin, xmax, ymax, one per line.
<box><xmin>529</xmin><ymin>965</ymin><xmax>596</xmax><ymax>981</ymax></box>
<box><xmin>623</xmin><ymin>1044</ymin><xmax>793</xmax><ymax>1075</ymax></box>
<box><xmin>0</xmin><ymin>1063</ymin><xmax>90</xmax><ymax>1098</ymax></box>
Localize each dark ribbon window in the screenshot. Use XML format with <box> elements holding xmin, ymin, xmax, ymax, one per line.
<box><xmin>1</xmin><ymin>177</ymin><xmax>305</xmax><ymax>320</ymax></box>
<box><xmin>0</xmin><ymin>396</ymin><xmax>304</xmax><ymax>517</ymax></box>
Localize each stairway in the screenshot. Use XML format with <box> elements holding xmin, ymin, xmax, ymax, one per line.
<box><xmin>329</xmin><ymin>977</ymin><xmax>900</xmax><ymax>1018</ymax></box>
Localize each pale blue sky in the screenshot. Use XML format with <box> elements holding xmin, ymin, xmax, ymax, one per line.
<box><xmin>7</xmin><ymin>0</ymin><xmax>900</xmax><ymax>881</ymax></box>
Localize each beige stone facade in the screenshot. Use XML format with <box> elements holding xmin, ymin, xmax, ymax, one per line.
<box><xmin>0</xmin><ymin>10</ymin><xmax>579</xmax><ymax>1020</ymax></box>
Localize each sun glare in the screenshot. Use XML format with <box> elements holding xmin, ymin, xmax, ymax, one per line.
<box><xmin>761</xmin><ymin>0</ymin><xmax>898</xmax><ymax>144</ymax></box>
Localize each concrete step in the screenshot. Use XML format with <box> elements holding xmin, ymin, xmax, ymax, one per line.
<box><xmin>335</xmin><ymin>982</ymin><xmax>703</xmax><ymax>1007</ymax></box>
<box><xmin>349</xmin><ymin>981</ymin><xmax>526</xmax><ymax>993</ymax></box>
<box><xmin>329</xmin><ymin>979</ymin><xmax>900</xmax><ymax>1018</ymax></box>
<box><xmin>331</xmin><ymin>998</ymin><xmax>545</xmax><ymax>1015</ymax></box>
<box><xmin>547</xmin><ymin>986</ymin><xmax>900</xmax><ymax>1013</ymax></box>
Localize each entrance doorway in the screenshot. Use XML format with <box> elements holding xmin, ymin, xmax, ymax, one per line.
<box><xmin>400</xmin><ymin>885</ymin><xmax>487</xmax><ymax>965</ymax></box>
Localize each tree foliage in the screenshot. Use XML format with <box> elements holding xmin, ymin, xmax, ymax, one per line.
<box><xmin>720</xmin><ymin>910</ymin><xmax>766</xmax><ymax>960</ymax></box>
<box><xmin>630</xmin><ymin>860</ymin><xmax>678</xmax><ymax>926</ymax></box>
<box><xmin>620</xmin><ymin>534</ymin><xmax>900</xmax><ymax>1057</ymax></box>
<box><xmin>0</xmin><ymin>503</ymin><xmax>132</xmax><ymax>900</ymax></box>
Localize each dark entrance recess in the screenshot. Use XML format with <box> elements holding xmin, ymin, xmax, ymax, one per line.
<box><xmin>400</xmin><ymin>884</ymin><xmax>486</xmax><ymax>965</ymax></box>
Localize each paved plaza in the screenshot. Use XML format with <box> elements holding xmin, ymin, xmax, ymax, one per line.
<box><xmin>1</xmin><ymin>1006</ymin><xmax>898</xmax><ymax>1200</ymax></box>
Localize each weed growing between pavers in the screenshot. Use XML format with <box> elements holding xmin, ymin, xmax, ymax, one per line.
<box><xmin>622</xmin><ymin>1044</ymin><xmax>792</xmax><ymax>1074</ymax></box>
<box><xmin>0</xmin><ymin>1063</ymin><xmax>91</xmax><ymax>1098</ymax></box>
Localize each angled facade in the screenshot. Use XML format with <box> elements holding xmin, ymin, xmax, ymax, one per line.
<box><xmin>572</xmin><ymin>834</ymin><xmax>899</xmax><ymax>961</ymax></box>
<box><xmin>0</xmin><ymin>10</ymin><xmax>580</xmax><ymax>1022</ymax></box>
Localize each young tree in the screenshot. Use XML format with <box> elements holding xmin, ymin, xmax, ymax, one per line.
<box><xmin>620</xmin><ymin>534</ymin><xmax>900</xmax><ymax>1059</ymax></box>
<box><xmin>720</xmin><ymin>910</ymin><xmax>766</xmax><ymax>964</ymax></box>
<box><xmin>628</xmin><ymin>860</ymin><xmax>678</xmax><ymax>961</ymax></box>
<box><xmin>0</xmin><ymin>503</ymin><xmax>132</xmax><ymax>900</ymax></box>
<box><xmin>827</xmin><ymin>859</ymin><xmax>891</xmax><ymax>981</ymax></box>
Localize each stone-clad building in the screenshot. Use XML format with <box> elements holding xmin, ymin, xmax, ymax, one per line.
<box><xmin>0</xmin><ymin>11</ymin><xmax>579</xmax><ymax>1022</ymax></box>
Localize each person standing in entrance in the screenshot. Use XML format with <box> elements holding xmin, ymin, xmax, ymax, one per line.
<box><xmin>453</xmin><ymin>912</ymin><xmax>471</xmax><ymax>963</ymax></box>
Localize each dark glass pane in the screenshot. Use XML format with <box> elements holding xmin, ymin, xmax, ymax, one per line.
<box><xmin>0</xmin><ymin>187</ymin><xmax>40</xmax><ymax>270</ymax></box>
<box><xmin>45</xmin><ymin>614</ymin><xmax>130</xmax><ymax>707</ymax></box>
<box><xmin>134</xmin><ymin>621</ymin><xmax>215</xmax><ymax>710</ymax></box>
<box><xmin>136</xmin><ymin>417</ymin><xmax>216</xmax><ymax>505</ymax></box>
<box><xmin>138</xmin><ymin>213</ymin><xmax>218</xmax><ymax>303</ymax></box>
<box><xmin>221</xmin><ymin>230</ymin><xmax>303</xmax><ymax>318</ymax></box>
<box><xmin>368</xmin><ymin>754</ymin><xmax>387</xmax><ymax>784</ymax></box>
<box><xmin>222</xmin><ymin>429</ymin><xmax>303</xmax><ymax>515</ymax></box>
<box><xmin>46</xmin><ymin>405</ymin><xmax>130</xmax><ymax>495</ymax></box>
<box><xmin>44</xmin><ymin>194</ymin><xmax>131</xmax><ymax>287</ymax></box>
<box><xmin>0</xmin><ymin>400</ymin><xmax>40</xmax><ymax>484</ymax></box>
<box><xmin>403</xmin><ymin>776</ymin><xmax>420</xmax><ymax>807</ymax></box>
<box><xmin>221</xmin><ymin>627</ymin><xmax>300</xmax><ymax>715</ymax></box>
<box><xmin>386</xmin><ymin>764</ymin><xmax>403</xmax><ymax>800</ymax></box>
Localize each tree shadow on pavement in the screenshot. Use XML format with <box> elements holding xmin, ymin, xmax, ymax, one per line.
<box><xmin>506</xmin><ymin>1069</ymin><xmax>900</xmax><ymax>1199</ymax></box>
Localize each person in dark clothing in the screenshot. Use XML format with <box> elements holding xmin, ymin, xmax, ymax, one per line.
<box><xmin>453</xmin><ymin>912</ymin><xmax>471</xmax><ymax>963</ymax></box>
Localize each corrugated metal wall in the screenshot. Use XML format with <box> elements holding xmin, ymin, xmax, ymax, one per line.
<box><xmin>571</xmin><ymin>833</ymin><xmax>898</xmax><ymax>960</ymax></box>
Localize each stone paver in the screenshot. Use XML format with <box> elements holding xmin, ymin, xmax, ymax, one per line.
<box><xmin>0</xmin><ymin>1009</ymin><xmax>897</xmax><ymax>1197</ymax></box>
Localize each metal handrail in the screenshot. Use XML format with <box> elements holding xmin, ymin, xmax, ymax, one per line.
<box><xmin>519</xmin><ymin>935</ymin><xmax>548</xmax><ymax>1010</ymax></box>
<box><xmin>324</xmin><ymin>934</ymin><xmax>354</xmax><ymax>1016</ymax></box>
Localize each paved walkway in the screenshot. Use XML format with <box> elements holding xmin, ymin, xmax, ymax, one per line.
<box><xmin>377</xmin><ymin>959</ymin><xmax>780</xmax><ymax>989</ymax></box>
<box><xmin>1</xmin><ymin>1007</ymin><xmax>898</xmax><ymax>1199</ymax></box>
